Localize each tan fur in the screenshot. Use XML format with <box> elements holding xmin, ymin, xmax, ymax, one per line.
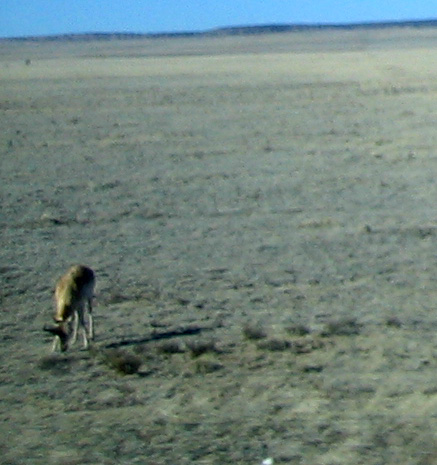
<box><xmin>44</xmin><ymin>265</ymin><xmax>95</xmax><ymax>352</ymax></box>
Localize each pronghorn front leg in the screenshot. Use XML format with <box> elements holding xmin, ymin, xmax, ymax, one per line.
<box><xmin>52</xmin><ymin>334</ymin><xmax>60</xmax><ymax>352</ymax></box>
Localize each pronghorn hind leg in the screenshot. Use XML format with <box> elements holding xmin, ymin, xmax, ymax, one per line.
<box><xmin>87</xmin><ymin>297</ymin><xmax>94</xmax><ymax>340</ymax></box>
<box><xmin>69</xmin><ymin>312</ymin><xmax>79</xmax><ymax>345</ymax></box>
<box><xmin>87</xmin><ymin>296</ymin><xmax>93</xmax><ymax>313</ymax></box>
<box><xmin>78</xmin><ymin>309</ymin><xmax>89</xmax><ymax>349</ymax></box>
<box><xmin>88</xmin><ymin>312</ymin><xmax>94</xmax><ymax>341</ymax></box>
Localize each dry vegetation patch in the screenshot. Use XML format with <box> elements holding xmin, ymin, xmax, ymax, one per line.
<box><xmin>242</xmin><ymin>322</ymin><xmax>268</xmax><ymax>340</ymax></box>
<box><xmin>100</xmin><ymin>349</ymin><xmax>143</xmax><ymax>375</ymax></box>
<box><xmin>186</xmin><ymin>339</ymin><xmax>220</xmax><ymax>358</ymax></box>
<box><xmin>4</xmin><ymin>30</ymin><xmax>437</xmax><ymax>464</ymax></box>
<box><xmin>38</xmin><ymin>354</ymin><xmax>74</xmax><ymax>374</ymax></box>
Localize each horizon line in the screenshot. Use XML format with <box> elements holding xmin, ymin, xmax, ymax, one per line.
<box><xmin>2</xmin><ymin>17</ymin><xmax>437</xmax><ymax>41</ymax></box>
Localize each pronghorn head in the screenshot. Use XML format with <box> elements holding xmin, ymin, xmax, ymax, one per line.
<box><xmin>43</xmin><ymin>324</ymin><xmax>69</xmax><ymax>352</ymax></box>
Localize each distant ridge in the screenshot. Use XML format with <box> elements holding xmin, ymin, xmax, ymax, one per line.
<box><xmin>211</xmin><ymin>19</ymin><xmax>437</xmax><ymax>35</ymax></box>
<box><xmin>4</xmin><ymin>19</ymin><xmax>437</xmax><ymax>41</ymax></box>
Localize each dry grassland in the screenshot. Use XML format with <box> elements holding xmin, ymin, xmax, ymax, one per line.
<box><xmin>2</xmin><ymin>28</ymin><xmax>437</xmax><ymax>464</ymax></box>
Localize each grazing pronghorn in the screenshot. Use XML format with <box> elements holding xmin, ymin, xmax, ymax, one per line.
<box><xmin>43</xmin><ymin>265</ymin><xmax>95</xmax><ymax>352</ymax></box>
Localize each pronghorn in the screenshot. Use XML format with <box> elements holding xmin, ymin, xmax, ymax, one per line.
<box><xmin>43</xmin><ymin>265</ymin><xmax>95</xmax><ymax>352</ymax></box>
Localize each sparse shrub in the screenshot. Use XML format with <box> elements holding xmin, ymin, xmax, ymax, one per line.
<box><xmin>133</xmin><ymin>343</ymin><xmax>148</xmax><ymax>355</ymax></box>
<box><xmin>156</xmin><ymin>340</ymin><xmax>185</xmax><ymax>355</ymax></box>
<box><xmin>103</xmin><ymin>349</ymin><xmax>142</xmax><ymax>375</ymax></box>
<box><xmin>301</xmin><ymin>364</ymin><xmax>324</xmax><ymax>373</ymax></box>
<box><xmin>195</xmin><ymin>357</ymin><xmax>223</xmax><ymax>374</ymax></box>
<box><xmin>291</xmin><ymin>337</ymin><xmax>326</xmax><ymax>354</ymax></box>
<box><xmin>298</xmin><ymin>217</ymin><xmax>337</xmax><ymax>229</ymax></box>
<box><xmin>386</xmin><ymin>316</ymin><xmax>402</xmax><ymax>328</ymax></box>
<box><xmin>257</xmin><ymin>338</ymin><xmax>291</xmax><ymax>352</ymax></box>
<box><xmin>187</xmin><ymin>340</ymin><xmax>218</xmax><ymax>358</ymax></box>
<box><xmin>285</xmin><ymin>324</ymin><xmax>311</xmax><ymax>336</ymax></box>
<box><xmin>242</xmin><ymin>323</ymin><xmax>268</xmax><ymax>340</ymax></box>
<box><xmin>38</xmin><ymin>355</ymin><xmax>72</xmax><ymax>374</ymax></box>
<box><xmin>321</xmin><ymin>318</ymin><xmax>362</xmax><ymax>336</ymax></box>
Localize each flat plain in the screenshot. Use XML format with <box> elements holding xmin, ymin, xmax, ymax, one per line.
<box><xmin>3</xmin><ymin>27</ymin><xmax>437</xmax><ymax>464</ymax></box>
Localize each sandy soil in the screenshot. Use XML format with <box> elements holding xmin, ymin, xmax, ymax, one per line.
<box><xmin>3</xmin><ymin>28</ymin><xmax>437</xmax><ymax>464</ymax></box>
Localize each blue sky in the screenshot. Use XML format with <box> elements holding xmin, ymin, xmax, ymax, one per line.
<box><xmin>1</xmin><ymin>0</ymin><xmax>436</xmax><ymax>38</ymax></box>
